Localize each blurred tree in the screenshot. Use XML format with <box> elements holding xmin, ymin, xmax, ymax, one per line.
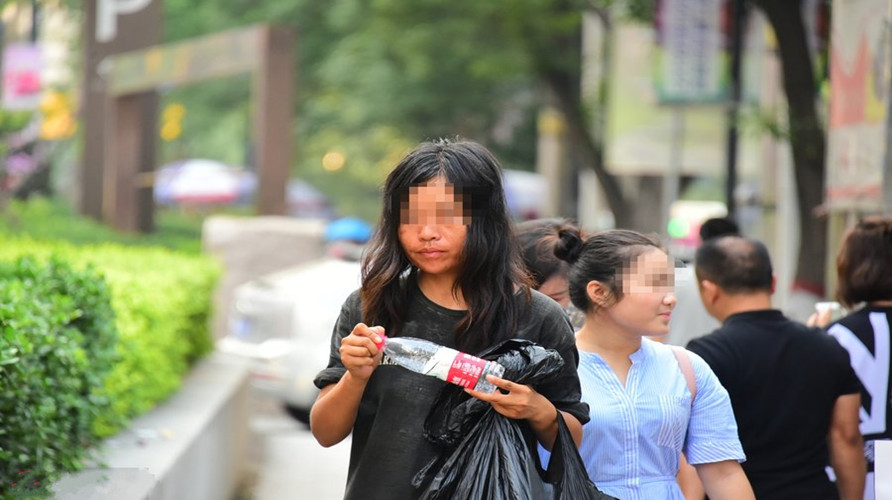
<box><xmin>749</xmin><ymin>0</ymin><xmax>828</xmax><ymax>296</ymax></box>
<box><xmin>160</xmin><ymin>0</ymin><xmax>543</xmax><ymax>218</ymax></box>
<box><xmin>300</xmin><ymin>0</ymin><xmax>633</xmax><ymax>225</ymax></box>
<box><xmin>587</xmin><ymin>0</ymin><xmax>829</xmax><ymax>293</ymax></box>
<box><xmin>502</xmin><ymin>0</ymin><xmax>631</xmax><ymax>226</ymax></box>
<box><xmin>107</xmin><ymin>0</ymin><xmax>830</xmax><ymax>293</ymax></box>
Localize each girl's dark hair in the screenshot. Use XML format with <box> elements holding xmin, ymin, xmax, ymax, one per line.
<box><xmin>515</xmin><ymin>218</ymin><xmax>578</xmax><ymax>289</ymax></box>
<box><xmin>836</xmin><ymin>216</ymin><xmax>892</xmax><ymax>309</ymax></box>
<box><xmin>554</xmin><ymin>229</ymin><xmax>663</xmax><ymax>312</ymax></box>
<box><xmin>361</xmin><ymin>139</ymin><xmax>529</xmax><ymax>352</ymax></box>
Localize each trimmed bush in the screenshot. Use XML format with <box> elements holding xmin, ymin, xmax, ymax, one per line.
<box><xmin>0</xmin><ymin>257</ymin><xmax>117</xmax><ymax>496</ymax></box>
<box><xmin>0</xmin><ymin>238</ymin><xmax>219</xmax><ymax>496</ymax></box>
<box><xmin>0</xmin><ymin>198</ymin><xmax>204</xmax><ymax>254</ymax></box>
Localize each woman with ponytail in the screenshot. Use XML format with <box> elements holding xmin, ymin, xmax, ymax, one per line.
<box><xmin>550</xmin><ymin>228</ymin><xmax>754</xmax><ymax>500</ymax></box>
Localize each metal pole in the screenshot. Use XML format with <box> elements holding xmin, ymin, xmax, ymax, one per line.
<box><xmin>30</xmin><ymin>0</ymin><xmax>39</xmax><ymax>42</ymax></box>
<box><xmin>662</xmin><ymin>108</ymin><xmax>684</xmax><ymax>238</ymax></box>
<box><xmin>725</xmin><ymin>0</ymin><xmax>746</xmax><ymax>220</ymax></box>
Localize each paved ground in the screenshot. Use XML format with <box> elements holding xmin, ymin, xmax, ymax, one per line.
<box><xmin>241</xmin><ymin>390</ymin><xmax>351</xmax><ymax>500</ymax></box>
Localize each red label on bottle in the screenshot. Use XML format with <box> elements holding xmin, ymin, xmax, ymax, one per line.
<box><xmin>446</xmin><ymin>352</ymin><xmax>487</xmax><ymax>389</ymax></box>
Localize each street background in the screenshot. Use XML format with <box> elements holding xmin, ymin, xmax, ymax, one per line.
<box><xmin>245</xmin><ymin>390</ymin><xmax>350</xmax><ymax>500</ymax></box>
<box><xmin>0</xmin><ymin>0</ymin><xmax>889</xmax><ymax>498</ymax></box>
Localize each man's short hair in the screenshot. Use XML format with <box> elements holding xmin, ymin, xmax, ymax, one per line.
<box><xmin>695</xmin><ymin>236</ymin><xmax>773</xmax><ymax>294</ymax></box>
<box><xmin>699</xmin><ymin>217</ymin><xmax>739</xmax><ymax>242</ymax></box>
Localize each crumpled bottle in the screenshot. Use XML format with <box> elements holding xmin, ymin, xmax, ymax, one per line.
<box><xmin>374</xmin><ymin>335</ymin><xmax>505</xmax><ymax>393</ymax></box>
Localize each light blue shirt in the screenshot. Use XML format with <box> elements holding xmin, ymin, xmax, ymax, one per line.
<box><xmin>542</xmin><ymin>338</ymin><xmax>744</xmax><ymax>500</ymax></box>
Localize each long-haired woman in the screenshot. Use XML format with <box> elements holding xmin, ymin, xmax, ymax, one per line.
<box><xmin>310</xmin><ymin>139</ymin><xmax>589</xmax><ymax>499</ymax></box>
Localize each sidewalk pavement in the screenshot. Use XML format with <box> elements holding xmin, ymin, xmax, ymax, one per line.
<box><xmin>242</xmin><ymin>389</ymin><xmax>350</xmax><ymax>500</ymax></box>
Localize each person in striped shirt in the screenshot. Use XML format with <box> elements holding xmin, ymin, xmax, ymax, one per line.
<box><xmin>814</xmin><ymin>217</ymin><xmax>891</xmax><ymax>500</ymax></box>
<box><xmin>550</xmin><ymin>228</ymin><xmax>753</xmax><ymax>500</ymax></box>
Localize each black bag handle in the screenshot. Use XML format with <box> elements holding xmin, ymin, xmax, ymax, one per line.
<box><xmin>545</xmin><ymin>412</ymin><xmax>619</xmax><ymax>500</ymax></box>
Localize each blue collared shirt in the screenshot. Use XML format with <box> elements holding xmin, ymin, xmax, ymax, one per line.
<box><xmin>542</xmin><ymin>338</ymin><xmax>744</xmax><ymax>500</ymax></box>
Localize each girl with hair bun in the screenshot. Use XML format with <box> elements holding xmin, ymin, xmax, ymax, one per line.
<box><xmin>515</xmin><ymin>218</ymin><xmax>586</xmax><ymax>328</ymax></box>
<box><xmin>548</xmin><ymin>228</ymin><xmax>754</xmax><ymax>500</ymax></box>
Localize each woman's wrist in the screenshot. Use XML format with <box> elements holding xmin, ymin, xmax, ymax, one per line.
<box><xmin>528</xmin><ymin>396</ymin><xmax>559</xmax><ymax>429</ymax></box>
<box><xmin>342</xmin><ymin>371</ymin><xmax>369</xmax><ymax>392</ymax></box>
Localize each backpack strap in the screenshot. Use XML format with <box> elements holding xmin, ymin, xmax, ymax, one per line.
<box><xmin>670</xmin><ymin>346</ymin><xmax>697</xmax><ymax>403</ymax></box>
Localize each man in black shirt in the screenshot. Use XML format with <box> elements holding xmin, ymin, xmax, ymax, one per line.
<box><xmin>686</xmin><ymin>236</ymin><xmax>865</xmax><ymax>500</ymax></box>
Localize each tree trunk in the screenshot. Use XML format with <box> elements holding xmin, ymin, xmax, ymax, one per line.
<box><xmin>535</xmin><ymin>9</ymin><xmax>632</xmax><ymax>228</ymax></box>
<box><xmin>545</xmin><ymin>71</ymin><xmax>632</xmax><ymax>228</ymax></box>
<box><xmin>752</xmin><ymin>0</ymin><xmax>827</xmax><ymax>295</ymax></box>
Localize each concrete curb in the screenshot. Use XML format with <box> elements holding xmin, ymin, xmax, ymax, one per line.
<box><xmin>53</xmin><ymin>352</ymin><xmax>250</xmax><ymax>500</ymax></box>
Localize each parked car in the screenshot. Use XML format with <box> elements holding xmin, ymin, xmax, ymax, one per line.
<box><xmin>219</xmin><ymin>255</ymin><xmax>362</xmax><ymax>423</ymax></box>
<box><xmin>218</xmin><ymin>218</ymin><xmax>370</xmax><ymax>422</ymax></box>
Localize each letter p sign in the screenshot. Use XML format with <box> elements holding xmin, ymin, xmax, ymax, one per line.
<box><xmin>96</xmin><ymin>0</ymin><xmax>153</xmax><ymax>43</ymax></box>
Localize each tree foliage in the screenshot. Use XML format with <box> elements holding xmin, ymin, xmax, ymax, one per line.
<box><xmin>160</xmin><ymin>0</ymin><xmax>546</xmax><ymax>218</ymax></box>
<box><xmin>750</xmin><ymin>0</ymin><xmax>828</xmax><ymax>294</ymax></box>
<box><xmin>45</xmin><ymin>0</ymin><xmax>829</xmax><ymax>285</ymax></box>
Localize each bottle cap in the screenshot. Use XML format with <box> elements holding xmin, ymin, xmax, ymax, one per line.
<box><xmin>373</xmin><ymin>332</ymin><xmax>387</xmax><ymax>351</ymax></box>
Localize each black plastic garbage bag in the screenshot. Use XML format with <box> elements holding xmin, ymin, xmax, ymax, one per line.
<box><xmin>411</xmin><ymin>339</ymin><xmax>617</xmax><ymax>500</ymax></box>
<box><xmin>547</xmin><ymin>411</ymin><xmax>619</xmax><ymax>500</ymax></box>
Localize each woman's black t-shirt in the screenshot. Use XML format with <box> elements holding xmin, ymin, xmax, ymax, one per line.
<box><xmin>314</xmin><ymin>278</ymin><xmax>589</xmax><ymax>500</ymax></box>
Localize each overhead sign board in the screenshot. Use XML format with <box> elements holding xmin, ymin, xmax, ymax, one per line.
<box><xmin>2</xmin><ymin>43</ymin><xmax>43</xmax><ymax>110</ymax></box>
<box><xmin>825</xmin><ymin>0</ymin><xmax>890</xmax><ymax>210</ymax></box>
<box><xmin>654</xmin><ymin>0</ymin><xmax>727</xmax><ymax>104</ymax></box>
<box><xmin>106</xmin><ymin>26</ymin><xmax>263</xmax><ymax>95</ymax></box>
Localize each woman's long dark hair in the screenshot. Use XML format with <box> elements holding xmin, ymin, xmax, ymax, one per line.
<box><xmin>361</xmin><ymin>139</ymin><xmax>529</xmax><ymax>352</ymax></box>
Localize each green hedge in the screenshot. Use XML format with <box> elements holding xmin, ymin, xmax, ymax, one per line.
<box><xmin>0</xmin><ymin>198</ymin><xmax>205</xmax><ymax>254</ymax></box>
<box><xmin>0</xmin><ymin>238</ymin><xmax>219</xmax><ymax>496</ymax></box>
<box><xmin>0</xmin><ymin>257</ymin><xmax>117</xmax><ymax>497</ymax></box>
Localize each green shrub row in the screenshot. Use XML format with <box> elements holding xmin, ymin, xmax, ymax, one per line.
<box><xmin>0</xmin><ymin>198</ymin><xmax>205</xmax><ymax>255</ymax></box>
<box><xmin>0</xmin><ymin>257</ymin><xmax>116</xmax><ymax>497</ymax></box>
<box><xmin>0</xmin><ymin>237</ymin><xmax>220</xmax><ymax>496</ymax></box>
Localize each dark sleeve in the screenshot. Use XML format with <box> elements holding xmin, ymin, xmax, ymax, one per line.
<box><xmin>686</xmin><ymin>335</ymin><xmax>728</xmax><ymax>383</ymax></box>
<box><xmin>313</xmin><ymin>289</ymin><xmax>361</xmax><ymax>389</ymax></box>
<box><xmin>528</xmin><ymin>296</ymin><xmax>590</xmax><ymax>425</ymax></box>
<box><xmin>685</xmin><ymin>337</ymin><xmax>707</xmax><ymax>361</ymax></box>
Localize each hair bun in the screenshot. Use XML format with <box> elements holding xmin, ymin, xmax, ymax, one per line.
<box><xmin>554</xmin><ymin>227</ymin><xmax>584</xmax><ymax>264</ymax></box>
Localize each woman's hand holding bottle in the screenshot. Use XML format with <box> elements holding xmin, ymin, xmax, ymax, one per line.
<box><xmin>339</xmin><ymin>323</ymin><xmax>385</xmax><ymax>381</ymax></box>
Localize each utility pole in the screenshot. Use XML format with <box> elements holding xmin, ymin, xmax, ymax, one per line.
<box><xmin>725</xmin><ymin>0</ymin><xmax>746</xmax><ymax>221</ymax></box>
<box><xmin>30</xmin><ymin>0</ymin><xmax>39</xmax><ymax>42</ymax></box>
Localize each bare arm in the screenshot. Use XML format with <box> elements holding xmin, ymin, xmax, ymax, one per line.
<box><xmin>828</xmin><ymin>393</ymin><xmax>865</xmax><ymax>500</ymax></box>
<box><xmin>677</xmin><ymin>453</ymin><xmax>705</xmax><ymax>500</ymax></box>
<box><xmin>528</xmin><ymin>409</ymin><xmax>583</xmax><ymax>450</ymax></box>
<box><xmin>695</xmin><ymin>459</ymin><xmax>754</xmax><ymax>500</ymax></box>
<box><xmin>466</xmin><ymin>376</ymin><xmax>583</xmax><ymax>449</ymax></box>
<box><xmin>309</xmin><ymin>323</ymin><xmax>383</xmax><ymax>447</ymax></box>
<box><xmin>310</xmin><ymin>374</ymin><xmax>367</xmax><ymax>447</ymax></box>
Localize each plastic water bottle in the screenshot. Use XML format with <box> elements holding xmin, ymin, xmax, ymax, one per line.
<box><xmin>374</xmin><ymin>335</ymin><xmax>505</xmax><ymax>393</ymax></box>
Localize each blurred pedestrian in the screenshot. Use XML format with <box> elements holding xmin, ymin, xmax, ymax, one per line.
<box><xmin>686</xmin><ymin>236</ymin><xmax>865</xmax><ymax>500</ymax></box>
<box><xmin>515</xmin><ymin>218</ymin><xmax>585</xmax><ymax>328</ymax></box>
<box><xmin>516</xmin><ymin>218</ymin><xmax>574</xmax><ymax>307</ymax></box>
<box><xmin>309</xmin><ymin>139</ymin><xmax>589</xmax><ymax>499</ymax></box>
<box><xmin>548</xmin><ymin>228</ymin><xmax>753</xmax><ymax>500</ymax></box>
<box><xmin>666</xmin><ymin>217</ymin><xmax>739</xmax><ymax>346</ymax></box>
<box><xmin>815</xmin><ymin>216</ymin><xmax>892</xmax><ymax>500</ymax></box>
